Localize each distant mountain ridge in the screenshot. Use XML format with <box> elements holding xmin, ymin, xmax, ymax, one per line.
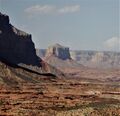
<box><xmin>70</xmin><ymin>50</ymin><xmax>120</xmax><ymax>69</ymax></box>
<box><xmin>36</xmin><ymin>49</ymin><xmax>120</xmax><ymax>69</ymax></box>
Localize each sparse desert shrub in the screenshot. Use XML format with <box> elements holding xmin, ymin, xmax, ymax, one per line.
<box><xmin>65</xmin><ymin>96</ymin><xmax>74</xmax><ymax>100</ymax></box>
<box><xmin>0</xmin><ymin>100</ymin><xmax>4</xmax><ymax>105</ymax></box>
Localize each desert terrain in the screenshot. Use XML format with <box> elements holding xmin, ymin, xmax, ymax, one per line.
<box><xmin>0</xmin><ymin>12</ymin><xmax>120</xmax><ymax>116</ymax></box>
<box><xmin>0</xmin><ymin>61</ymin><xmax>120</xmax><ymax>116</ymax></box>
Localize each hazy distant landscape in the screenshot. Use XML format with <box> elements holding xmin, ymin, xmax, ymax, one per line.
<box><xmin>36</xmin><ymin>48</ymin><xmax>120</xmax><ymax>69</ymax></box>
<box><xmin>0</xmin><ymin>0</ymin><xmax>120</xmax><ymax>115</ymax></box>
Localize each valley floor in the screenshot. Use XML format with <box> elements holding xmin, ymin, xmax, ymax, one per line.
<box><xmin>0</xmin><ymin>77</ymin><xmax>120</xmax><ymax>116</ymax></box>
<box><xmin>0</xmin><ymin>62</ymin><xmax>120</xmax><ymax>116</ymax></box>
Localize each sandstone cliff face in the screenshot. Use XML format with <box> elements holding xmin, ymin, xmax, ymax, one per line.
<box><xmin>70</xmin><ymin>50</ymin><xmax>120</xmax><ymax>69</ymax></box>
<box><xmin>0</xmin><ymin>12</ymin><xmax>41</xmax><ymax>66</ymax></box>
<box><xmin>37</xmin><ymin>48</ymin><xmax>120</xmax><ymax>69</ymax></box>
<box><xmin>43</xmin><ymin>44</ymin><xmax>83</xmax><ymax>74</ymax></box>
<box><xmin>0</xmin><ymin>13</ymin><xmax>65</xmax><ymax>77</ymax></box>
<box><xmin>45</xmin><ymin>43</ymin><xmax>71</xmax><ymax>60</ymax></box>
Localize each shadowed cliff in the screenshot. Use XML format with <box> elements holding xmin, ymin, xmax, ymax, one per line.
<box><xmin>0</xmin><ymin>12</ymin><xmax>41</xmax><ymax>66</ymax></box>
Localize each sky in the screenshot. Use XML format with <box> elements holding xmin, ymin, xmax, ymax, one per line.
<box><xmin>0</xmin><ymin>0</ymin><xmax>119</xmax><ymax>51</ymax></box>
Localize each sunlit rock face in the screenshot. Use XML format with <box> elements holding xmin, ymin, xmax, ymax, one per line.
<box><xmin>45</xmin><ymin>43</ymin><xmax>71</xmax><ymax>60</ymax></box>
<box><xmin>70</xmin><ymin>50</ymin><xmax>120</xmax><ymax>69</ymax></box>
<box><xmin>43</xmin><ymin>44</ymin><xmax>83</xmax><ymax>74</ymax></box>
<box><xmin>0</xmin><ymin>12</ymin><xmax>41</xmax><ymax>66</ymax></box>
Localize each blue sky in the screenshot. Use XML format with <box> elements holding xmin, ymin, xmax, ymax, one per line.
<box><xmin>0</xmin><ymin>0</ymin><xmax>119</xmax><ymax>51</ymax></box>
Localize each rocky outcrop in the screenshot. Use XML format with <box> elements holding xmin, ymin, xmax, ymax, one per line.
<box><xmin>45</xmin><ymin>43</ymin><xmax>71</xmax><ymax>60</ymax></box>
<box><xmin>43</xmin><ymin>44</ymin><xmax>83</xmax><ymax>74</ymax></box>
<box><xmin>0</xmin><ymin>12</ymin><xmax>41</xmax><ymax>66</ymax></box>
<box><xmin>0</xmin><ymin>12</ymin><xmax>65</xmax><ymax>77</ymax></box>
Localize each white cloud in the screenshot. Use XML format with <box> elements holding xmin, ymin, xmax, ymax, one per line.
<box><xmin>58</xmin><ymin>5</ymin><xmax>80</xmax><ymax>14</ymax></box>
<box><xmin>25</xmin><ymin>5</ymin><xmax>56</xmax><ymax>15</ymax></box>
<box><xmin>24</xmin><ymin>5</ymin><xmax>80</xmax><ymax>15</ymax></box>
<box><xmin>104</xmin><ymin>37</ymin><xmax>120</xmax><ymax>50</ymax></box>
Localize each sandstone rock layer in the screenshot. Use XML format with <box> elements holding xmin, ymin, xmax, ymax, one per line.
<box><xmin>45</xmin><ymin>43</ymin><xmax>71</xmax><ymax>60</ymax></box>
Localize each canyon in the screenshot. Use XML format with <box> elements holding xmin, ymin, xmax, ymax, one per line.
<box><xmin>0</xmin><ymin>12</ymin><xmax>120</xmax><ymax>116</ymax></box>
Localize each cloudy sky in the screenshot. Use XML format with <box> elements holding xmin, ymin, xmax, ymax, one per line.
<box><xmin>0</xmin><ymin>0</ymin><xmax>119</xmax><ymax>51</ymax></box>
